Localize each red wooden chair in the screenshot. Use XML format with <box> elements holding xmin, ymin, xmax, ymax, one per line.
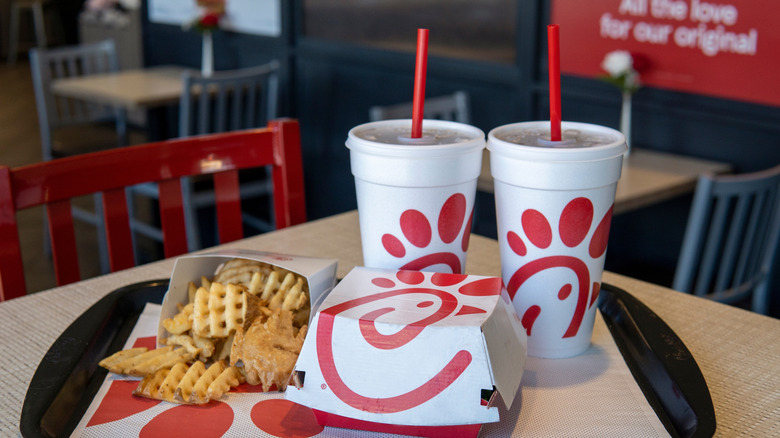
<box><xmin>0</xmin><ymin>119</ymin><xmax>306</xmax><ymax>301</ymax></box>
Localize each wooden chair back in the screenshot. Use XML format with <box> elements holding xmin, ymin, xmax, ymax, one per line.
<box><xmin>0</xmin><ymin>119</ymin><xmax>306</xmax><ymax>301</ymax></box>
<box><xmin>673</xmin><ymin>163</ymin><xmax>780</xmax><ymax>314</ymax></box>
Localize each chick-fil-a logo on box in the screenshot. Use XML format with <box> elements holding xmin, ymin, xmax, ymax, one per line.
<box><xmin>313</xmin><ymin>270</ymin><xmax>502</xmax><ymax>414</ymax></box>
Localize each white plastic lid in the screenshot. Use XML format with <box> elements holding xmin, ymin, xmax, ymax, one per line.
<box><xmin>488</xmin><ymin>121</ymin><xmax>626</xmax><ymax>162</ymax></box>
<box><xmin>347</xmin><ymin>119</ymin><xmax>485</xmax><ymax>187</ymax></box>
<box><xmin>347</xmin><ymin>119</ymin><xmax>484</xmax><ymax>156</ymax></box>
<box><xmin>488</xmin><ymin>121</ymin><xmax>627</xmax><ymax>190</ymax></box>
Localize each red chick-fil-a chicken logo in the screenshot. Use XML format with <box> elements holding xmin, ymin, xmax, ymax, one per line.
<box><xmin>506</xmin><ymin>197</ymin><xmax>613</xmax><ymax>339</ymax></box>
<box><xmin>315</xmin><ymin>270</ymin><xmax>501</xmax><ymax>413</ymax></box>
<box><xmin>381</xmin><ymin>193</ymin><xmax>474</xmax><ymax>273</ymax></box>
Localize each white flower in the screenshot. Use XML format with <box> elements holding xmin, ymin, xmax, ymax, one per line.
<box><xmin>601</xmin><ymin>50</ymin><xmax>634</xmax><ymax>77</ymax></box>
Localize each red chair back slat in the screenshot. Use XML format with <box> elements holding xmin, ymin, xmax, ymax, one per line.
<box><xmin>0</xmin><ymin>119</ymin><xmax>306</xmax><ymax>301</ymax></box>
<box><xmin>157</xmin><ymin>178</ymin><xmax>189</xmax><ymax>259</ymax></box>
<box><xmin>102</xmin><ymin>187</ymin><xmax>135</xmax><ymax>272</ymax></box>
<box><xmin>213</xmin><ymin>170</ymin><xmax>244</xmax><ymax>244</ymax></box>
<box><xmin>271</xmin><ymin>116</ymin><xmax>307</xmax><ymax>228</ymax></box>
<box><xmin>0</xmin><ymin>167</ymin><xmax>25</xmax><ymax>301</ymax></box>
<box><xmin>46</xmin><ymin>200</ymin><xmax>81</xmax><ymax>286</ymax></box>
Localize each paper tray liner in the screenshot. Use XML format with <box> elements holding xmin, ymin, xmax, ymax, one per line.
<box><xmin>22</xmin><ymin>280</ymin><xmax>710</xmax><ymax>437</ymax></box>
<box><xmin>312</xmin><ymin>409</ymin><xmax>482</xmax><ymax>438</ymax></box>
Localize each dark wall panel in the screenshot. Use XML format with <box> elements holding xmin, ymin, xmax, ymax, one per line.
<box><xmin>140</xmin><ymin>0</ymin><xmax>780</xmax><ymax>316</ymax></box>
<box><xmin>294</xmin><ymin>42</ymin><xmax>523</xmax><ymax>220</ymax></box>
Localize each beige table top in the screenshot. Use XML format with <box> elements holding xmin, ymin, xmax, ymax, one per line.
<box><xmin>1</xmin><ymin>211</ymin><xmax>778</xmax><ymax>437</ymax></box>
<box><xmin>478</xmin><ymin>148</ymin><xmax>733</xmax><ymax>215</ymax></box>
<box><xmin>50</xmin><ymin>66</ymin><xmax>188</xmax><ymax>110</ymax></box>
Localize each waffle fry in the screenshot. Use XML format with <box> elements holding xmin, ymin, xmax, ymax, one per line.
<box><xmin>159</xmin><ymin>362</ymin><xmax>190</xmax><ymax>401</ymax></box>
<box><xmin>174</xmin><ymin>361</ymin><xmax>207</xmax><ymax>403</ymax></box>
<box><xmin>259</xmin><ymin>271</ymin><xmax>282</xmax><ymax>301</ymax></box>
<box><xmin>162</xmin><ymin>302</ymin><xmax>194</xmax><ymax>335</ymax></box>
<box><xmin>213</xmin><ymin>259</ymin><xmax>273</xmax><ymax>289</ymax></box>
<box><xmin>193</xmin><ymin>334</ymin><xmax>217</xmax><ymax>360</ymax></box>
<box><xmin>189</xmin><ymin>360</ymin><xmax>227</xmax><ymax>404</ymax></box>
<box><xmin>100</xmin><ymin>346</ymin><xmax>164</xmax><ymax>376</ymax></box>
<box><xmin>133</xmin><ymin>346</ymin><xmax>198</xmax><ymax>377</ymax></box>
<box><xmin>207</xmin><ymin>362</ymin><xmax>245</xmax><ymax>401</ymax></box>
<box><xmin>192</xmin><ymin>282</ymin><xmax>261</xmax><ymax>339</ymax></box>
<box><xmin>283</xmin><ymin>278</ymin><xmax>307</xmax><ymax>312</ymax></box>
<box><xmin>263</xmin><ymin>271</ymin><xmax>310</xmax><ymax>327</ymax></box>
<box><xmin>134</xmin><ymin>360</ymin><xmax>244</xmax><ymax>405</ymax></box>
<box><xmin>104</xmin><ymin>346</ymin><xmax>198</xmax><ymax>377</ymax></box>
<box><xmin>200</xmin><ymin>276</ymin><xmax>211</xmax><ymax>291</ymax></box>
<box><xmin>99</xmin><ymin>347</ymin><xmax>148</xmax><ymax>372</ymax></box>
<box><xmin>164</xmin><ymin>335</ymin><xmax>198</xmax><ymax>355</ymax></box>
<box><xmin>188</xmin><ymin>281</ymin><xmax>198</xmax><ymax>304</ymax></box>
<box><xmin>134</xmin><ymin>367</ymin><xmax>172</xmax><ymax>401</ymax></box>
<box><xmin>247</xmin><ymin>271</ymin><xmax>264</xmax><ymax>295</ymax></box>
<box><xmin>104</xmin><ymin>256</ymin><xmax>314</xmax><ymax>399</ymax></box>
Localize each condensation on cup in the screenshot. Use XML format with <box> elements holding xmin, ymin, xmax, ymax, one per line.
<box><xmin>488</xmin><ymin>121</ymin><xmax>627</xmax><ymax>358</ymax></box>
<box><xmin>346</xmin><ymin>119</ymin><xmax>485</xmax><ymax>274</ymax></box>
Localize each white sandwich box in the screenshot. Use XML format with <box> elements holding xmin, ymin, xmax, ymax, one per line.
<box><xmin>156</xmin><ymin>249</ymin><xmax>338</xmax><ymax>345</ymax></box>
<box><xmin>286</xmin><ymin>266</ymin><xmax>528</xmax><ymax>438</ymax></box>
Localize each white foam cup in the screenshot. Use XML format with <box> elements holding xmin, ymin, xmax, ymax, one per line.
<box><xmin>346</xmin><ymin>119</ymin><xmax>485</xmax><ymax>274</ymax></box>
<box><xmin>488</xmin><ymin>121</ymin><xmax>627</xmax><ymax>358</ymax></box>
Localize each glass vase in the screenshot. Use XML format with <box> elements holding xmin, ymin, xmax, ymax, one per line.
<box><xmin>201</xmin><ymin>31</ymin><xmax>214</xmax><ymax>77</ymax></box>
<box><xmin>620</xmin><ymin>91</ymin><xmax>632</xmax><ymax>158</ymax></box>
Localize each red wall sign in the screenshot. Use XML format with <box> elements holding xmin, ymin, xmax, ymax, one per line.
<box><xmin>552</xmin><ymin>0</ymin><xmax>780</xmax><ymax>107</ymax></box>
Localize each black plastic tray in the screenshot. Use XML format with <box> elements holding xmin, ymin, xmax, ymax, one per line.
<box><xmin>598</xmin><ymin>283</ymin><xmax>716</xmax><ymax>438</ymax></box>
<box><xmin>21</xmin><ymin>279</ymin><xmax>169</xmax><ymax>438</ymax></box>
<box><xmin>20</xmin><ymin>281</ymin><xmax>715</xmax><ymax>438</ymax></box>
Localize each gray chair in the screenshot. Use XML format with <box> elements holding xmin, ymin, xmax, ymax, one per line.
<box><xmin>29</xmin><ymin>39</ymin><xmax>128</xmax><ymax>161</ymax></box>
<box><xmin>29</xmin><ymin>39</ymin><xmax>128</xmax><ymax>272</ymax></box>
<box><xmin>130</xmin><ymin>61</ymin><xmax>280</xmax><ymax>251</ymax></box>
<box><xmin>672</xmin><ymin>164</ymin><xmax>780</xmax><ymax>314</ymax></box>
<box><xmin>369</xmin><ymin>90</ymin><xmax>470</xmax><ymax>123</ymax></box>
<box><xmin>7</xmin><ymin>0</ymin><xmax>51</xmax><ymax>65</ymax></box>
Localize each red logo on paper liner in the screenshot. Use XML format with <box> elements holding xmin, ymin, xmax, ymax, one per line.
<box><xmin>133</xmin><ymin>335</ymin><xmax>157</xmax><ymax>350</ymax></box>
<box><xmin>85</xmin><ymin>335</ymin><xmax>322</xmax><ymax>438</ymax></box>
<box><xmin>381</xmin><ymin>194</ymin><xmax>473</xmax><ymax>273</ymax></box>
<box><xmin>87</xmin><ymin>380</ymin><xmax>161</xmax><ymax>427</ymax></box>
<box><xmin>139</xmin><ymin>401</ymin><xmax>233</xmax><ymax>437</ymax></box>
<box><xmin>316</xmin><ymin>271</ymin><xmax>500</xmax><ymax>413</ymax></box>
<box><xmin>506</xmin><ymin>197</ymin><xmax>612</xmax><ymax>338</ymax></box>
<box><xmin>251</xmin><ymin>399</ymin><xmax>324</xmax><ymax>437</ymax></box>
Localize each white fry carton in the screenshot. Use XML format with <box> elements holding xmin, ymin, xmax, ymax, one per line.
<box><xmin>286</xmin><ymin>267</ymin><xmax>527</xmax><ymax>436</ymax></box>
<box><xmin>157</xmin><ymin>249</ymin><xmax>337</xmax><ymax>345</ymax></box>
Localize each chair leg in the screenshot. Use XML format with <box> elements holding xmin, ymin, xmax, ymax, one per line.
<box><xmin>7</xmin><ymin>2</ymin><xmax>21</xmax><ymax>65</ymax></box>
<box><xmin>116</xmin><ymin>109</ymin><xmax>129</xmax><ymax>147</ymax></box>
<box><xmin>125</xmin><ymin>187</ymin><xmax>142</xmax><ymax>265</ymax></box>
<box><xmin>31</xmin><ymin>1</ymin><xmax>47</xmax><ymax>49</ymax></box>
<box><xmin>752</xmin><ymin>282</ymin><xmax>769</xmax><ymax>315</ymax></box>
<box><xmin>93</xmin><ymin>193</ymin><xmax>110</xmax><ymax>274</ymax></box>
<box><xmin>181</xmin><ymin>177</ymin><xmax>202</xmax><ymax>251</ymax></box>
<box><xmin>42</xmin><ymin>207</ymin><xmax>52</xmax><ymax>258</ymax></box>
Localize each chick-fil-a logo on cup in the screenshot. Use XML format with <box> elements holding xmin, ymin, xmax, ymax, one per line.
<box><xmin>380</xmin><ymin>193</ymin><xmax>475</xmax><ymax>274</ymax></box>
<box><xmin>498</xmin><ymin>193</ymin><xmax>614</xmax><ymax>358</ymax></box>
<box><xmin>314</xmin><ymin>270</ymin><xmax>501</xmax><ymax>412</ymax></box>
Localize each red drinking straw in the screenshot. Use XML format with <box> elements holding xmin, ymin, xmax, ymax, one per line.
<box><xmin>548</xmin><ymin>24</ymin><xmax>562</xmax><ymax>142</ymax></box>
<box><xmin>411</xmin><ymin>28</ymin><xmax>429</xmax><ymax>139</ymax></box>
